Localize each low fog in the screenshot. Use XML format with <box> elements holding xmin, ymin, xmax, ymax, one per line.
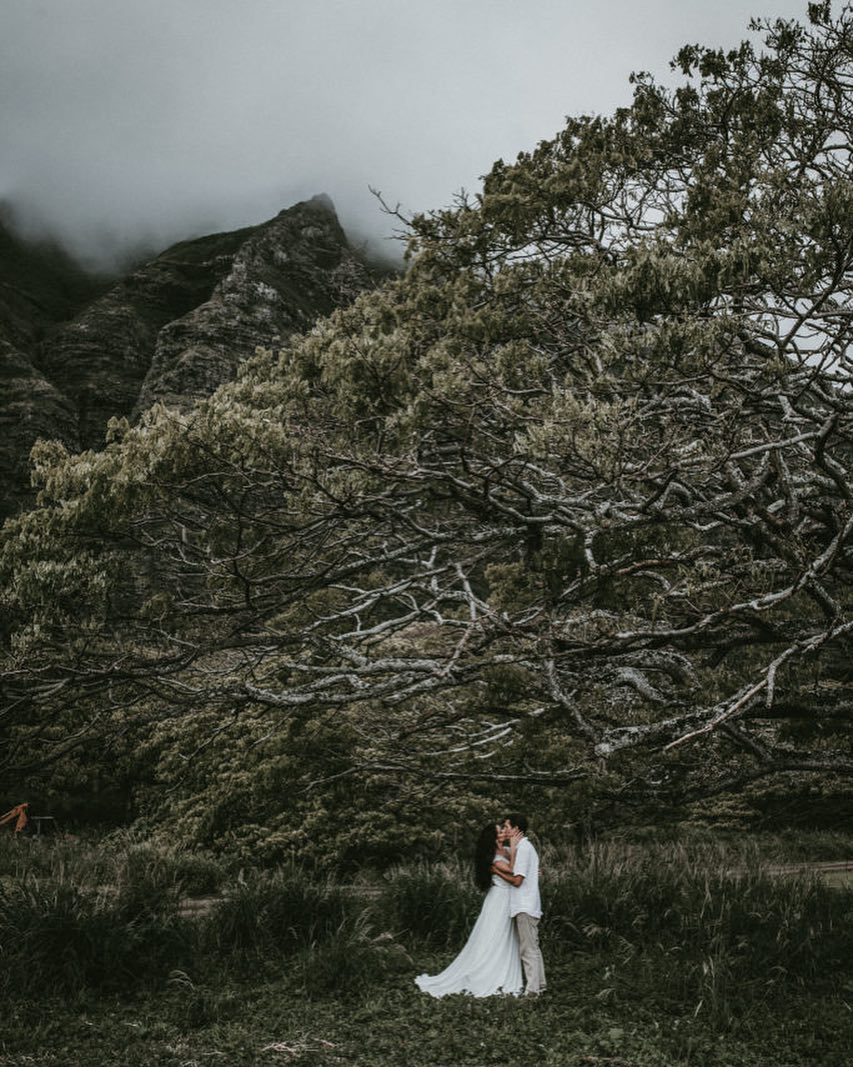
<box><xmin>0</xmin><ymin>0</ymin><xmax>811</xmax><ymax>270</ymax></box>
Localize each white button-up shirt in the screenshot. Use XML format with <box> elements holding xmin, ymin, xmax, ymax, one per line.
<box><xmin>510</xmin><ymin>837</ymin><xmax>542</xmax><ymax>918</ymax></box>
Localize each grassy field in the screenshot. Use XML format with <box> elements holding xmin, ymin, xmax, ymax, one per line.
<box><xmin>6</xmin><ymin>965</ymin><xmax>853</xmax><ymax>1067</ymax></box>
<box><xmin>2</xmin><ymin>831</ymin><xmax>853</xmax><ymax>1067</ymax></box>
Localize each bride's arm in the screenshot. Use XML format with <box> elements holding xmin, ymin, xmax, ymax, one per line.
<box><xmin>490</xmin><ymin>832</ymin><xmax>524</xmax><ymax>887</ymax></box>
<box><xmin>490</xmin><ymin>853</ymin><xmax>511</xmax><ymax>879</ymax></box>
<box><xmin>491</xmin><ymin>862</ymin><xmax>523</xmax><ymax>887</ymax></box>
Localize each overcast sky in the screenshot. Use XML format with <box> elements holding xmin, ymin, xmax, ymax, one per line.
<box><xmin>0</xmin><ymin>0</ymin><xmax>813</xmax><ymax>268</ymax></box>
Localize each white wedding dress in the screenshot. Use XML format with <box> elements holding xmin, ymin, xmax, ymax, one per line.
<box><xmin>414</xmin><ymin>855</ymin><xmax>523</xmax><ymax>997</ymax></box>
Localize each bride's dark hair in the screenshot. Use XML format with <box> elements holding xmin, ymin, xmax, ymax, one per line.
<box><xmin>473</xmin><ymin>823</ymin><xmax>498</xmax><ymax>892</ymax></box>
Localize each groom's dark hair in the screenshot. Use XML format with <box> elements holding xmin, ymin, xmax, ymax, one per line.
<box><xmin>504</xmin><ymin>813</ymin><xmax>528</xmax><ymax>834</ymax></box>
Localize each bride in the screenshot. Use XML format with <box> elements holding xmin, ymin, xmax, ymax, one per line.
<box><xmin>414</xmin><ymin>823</ymin><xmax>523</xmax><ymax>998</ymax></box>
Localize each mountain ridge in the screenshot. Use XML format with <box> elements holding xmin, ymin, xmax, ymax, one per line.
<box><xmin>0</xmin><ymin>197</ymin><xmax>381</xmax><ymax>520</ymax></box>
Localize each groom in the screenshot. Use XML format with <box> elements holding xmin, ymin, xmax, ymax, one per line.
<box><xmin>501</xmin><ymin>813</ymin><xmax>546</xmax><ymax>996</ymax></box>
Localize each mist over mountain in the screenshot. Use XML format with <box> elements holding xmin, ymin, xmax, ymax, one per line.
<box><xmin>1</xmin><ymin>1</ymin><xmax>809</xmax><ymax>275</ymax></box>
<box><xmin>0</xmin><ymin>196</ymin><xmax>384</xmax><ymax>520</ymax></box>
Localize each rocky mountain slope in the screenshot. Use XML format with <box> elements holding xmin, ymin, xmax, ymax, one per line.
<box><xmin>0</xmin><ymin>214</ymin><xmax>108</xmax><ymax>520</ymax></box>
<box><xmin>0</xmin><ymin>196</ymin><xmax>379</xmax><ymax>520</ymax></box>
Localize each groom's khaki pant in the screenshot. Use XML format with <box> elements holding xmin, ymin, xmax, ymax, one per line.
<box><xmin>514</xmin><ymin>913</ymin><xmax>546</xmax><ymax>994</ymax></box>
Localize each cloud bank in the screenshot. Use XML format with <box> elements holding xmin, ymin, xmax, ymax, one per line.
<box><xmin>0</xmin><ymin>0</ymin><xmax>811</xmax><ymax>267</ymax></box>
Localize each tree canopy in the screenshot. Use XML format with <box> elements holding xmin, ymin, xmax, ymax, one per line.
<box><xmin>2</xmin><ymin>4</ymin><xmax>852</xmax><ymax>824</ymax></box>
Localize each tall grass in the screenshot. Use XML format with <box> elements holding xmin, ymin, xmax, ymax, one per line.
<box><xmin>539</xmin><ymin>841</ymin><xmax>853</xmax><ymax>1021</ymax></box>
<box><xmin>292</xmin><ymin>916</ymin><xmax>413</xmax><ymax>999</ymax></box>
<box><xmin>200</xmin><ymin>867</ymin><xmax>414</xmax><ymax>994</ymax></box>
<box><xmin>0</xmin><ymin>878</ymin><xmax>192</xmax><ymax>998</ymax></box>
<box><xmin>2</xmin><ymin>831</ymin><xmax>851</xmax><ymax>1015</ymax></box>
<box><xmin>0</xmin><ymin>830</ymin><xmax>226</xmax><ymax>894</ymax></box>
<box><xmin>0</xmin><ymin>830</ymin><xmax>114</xmax><ymax>884</ymax></box>
<box><xmin>377</xmin><ymin>859</ymin><xmax>480</xmax><ymax>948</ymax></box>
<box><xmin>375</xmin><ymin>840</ymin><xmax>853</xmax><ymax>1022</ymax></box>
<box><xmin>200</xmin><ymin>867</ymin><xmax>351</xmax><ymax>968</ymax></box>
<box><xmin>0</xmin><ymin>833</ymin><xmax>223</xmax><ymax>999</ymax></box>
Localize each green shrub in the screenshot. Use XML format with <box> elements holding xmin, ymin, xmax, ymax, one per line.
<box><xmin>294</xmin><ymin>920</ymin><xmax>412</xmax><ymax>999</ymax></box>
<box><xmin>540</xmin><ymin>841</ymin><xmax>853</xmax><ymax>1020</ymax></box>
<box><xmin>113</xmin><ymin>844</ymin><xmax>184</xmax><ymax>919</ymax></box>
<box><xmin>167</xmin><ymin>850</ymin><xmax>226</xmax><ymax>895</ymax></box>
<box><xmin>202</xmin><ymin>867</ymin><xmax>350</xmax><ymax>967</ymax></box>
<box><xmin>0</xmin><ymin>831</ymin><xmax>114</xmax><ymax>884</ymax></box>
<box><xmin>113</xmin><ymin>842</ymin><xmax>225</xmax><ymax>903</ymax></box>
<box><xmin>377</xmin><ymin>860</ymin><xmax>480</xmax><ymax>949</ymax></box>
<box><xmin>0</xmin><ymin>879</ymin><xmax>192</xmax><ymax>997</ymax></box>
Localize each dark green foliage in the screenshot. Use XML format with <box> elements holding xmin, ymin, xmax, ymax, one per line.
<box><xmin>0</xmin><ymin>879</ymin><xmax>191</xmax><ymax>998</ymax></box>
<box><xmin>0</xmin><ymin>835</ymin><xmax>223</xmax><ymax>1000</ymax></box>
<box><xmin>3</xmin><ymin>822</ymin><xmax>852</xmax><ymax>1038</ymax></box>
<box><xmin>540</xmin><ymin>842</ymin><xmax>853</xmax><ymax>1021</ymax></box>
<box><xmin>113</xmin><ymin>845</ymin><xmax>184</xmax><ymax>919</ymax></box>
<box><xmin>115</xmin><ymin>842</ymin><xmax>225</xmax><ymax>899</ymax></box>
<box><xmin>162</xmin><ymin>849</ymin><xmax>225</xmax><ymax>896</ymax></box>
<box><xmin>0</xmin><ymin>831</ymin><xmax>226</xmax><ymax>893</ymax></box>
<box><xmin>201</xmin><ymin>868</ymin><xmax>350</xmax><ymax>968</ymax></box>
<box><xmin>376</xmin><ymin>860</ymin><xmax>481</xmax><ymax>949</ymax></box>
<box><xmin>293</xmin><ymin>922</ymin><xmax>413</xmax><ymax>1000</ymax></box>
<box><xmin>201</xmin><ymin>868</ymin><xmax>414</xmax><ymax>996</ymax></box>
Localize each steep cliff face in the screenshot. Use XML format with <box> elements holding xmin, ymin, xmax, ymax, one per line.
<box><xmin>0</xmin><ymin>197</ymin><xmax>379</xmax><ymax>520</ymax></box>
<box><xmin>0</xmin><ymin>214</ymin><xmax>107</xmax><ymax>519</ymax></box>
<box><xmin>38</xmin><ymin>224</ymin><xmax>256</xmax><ymax>451</ymax></box>
<box><xmin>134</xmin><ymin>196</ymin><xmax>374</xmax><ymax>412</ymax></box>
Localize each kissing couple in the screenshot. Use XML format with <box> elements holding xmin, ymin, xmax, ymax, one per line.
<box><xmin>415</xmin><ymin>813</ymin><xmax>546</xmax><ymax>998</ymax></box>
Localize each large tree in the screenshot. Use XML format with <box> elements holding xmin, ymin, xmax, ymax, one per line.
<box><xmin>2</xmin><ymin>3</ymin><xmax>852</xmax><ymax>809</ymax></box>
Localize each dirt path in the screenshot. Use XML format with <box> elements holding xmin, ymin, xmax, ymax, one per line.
<box><xmin>764</xmin><ymin>859</ymin><xmax>853</xmax><ymax>888</ymax></box>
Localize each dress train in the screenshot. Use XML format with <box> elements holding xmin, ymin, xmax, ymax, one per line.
<box><xmin>414</xmin><ymin>861</ymin><xmax>522</xmax><ymax>998</ymax></box>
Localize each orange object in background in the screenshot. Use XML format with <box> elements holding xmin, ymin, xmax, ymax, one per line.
<box><xmin>0</xmin><ymin>803</ymin><xmax>29</xmax><ymax>832</ymax></box>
